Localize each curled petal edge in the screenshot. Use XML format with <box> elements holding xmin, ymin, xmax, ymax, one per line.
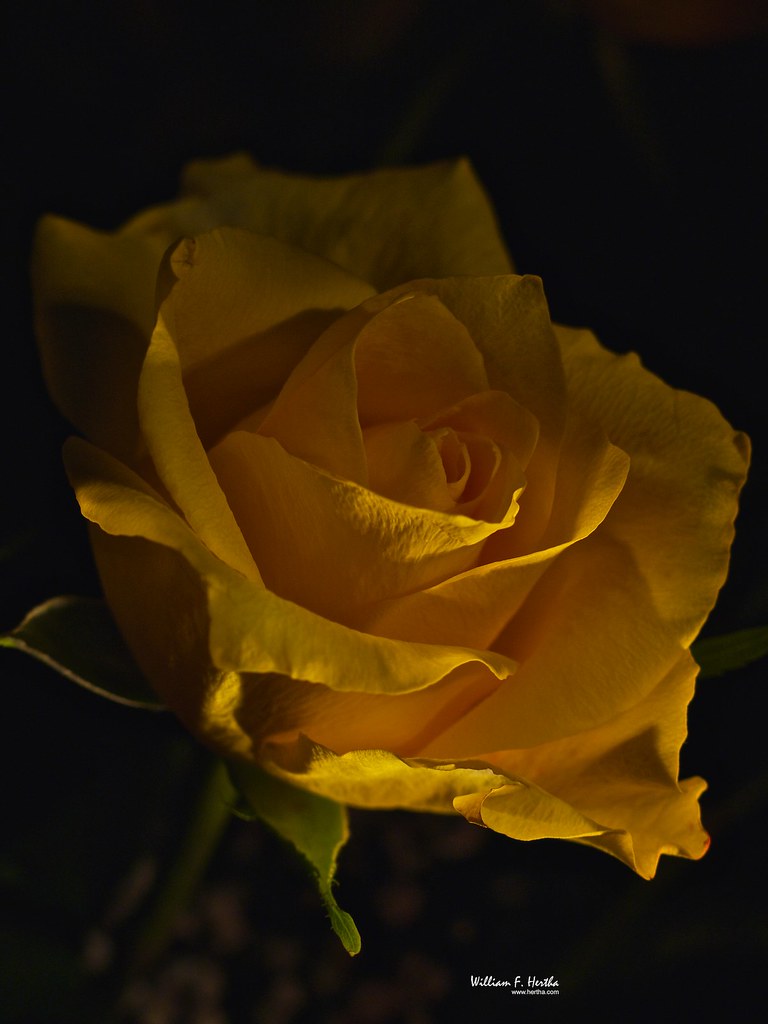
<box><xmin>63</xmin><ymin>437</ymin><xmax>518</xmax><ymax>697</ymax></box>
<box><xmin>263</xmin><ymin>739</ymin><xmax>708</xmax><ymax>878</ymax></box>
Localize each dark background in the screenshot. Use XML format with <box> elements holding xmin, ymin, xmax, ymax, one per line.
<box><xmin>3</xmin><ymin>2</ymin><xmax>767</xmax><ymax>1021</ymax></box>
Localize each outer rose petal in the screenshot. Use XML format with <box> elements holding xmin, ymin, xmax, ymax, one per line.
<box><xmin>31</xmin><ymin>216</ymin><xmax>163</xmax><ymax>461</ymax></box>
<box><xmin>63</xmin><ymin>439</ymin><xmax>519</xmax><ymax>706</ymax></box>
<box><xmin>263</xmin><ymin>743</ymin><xmax>622</xmax><ymax>854</ymax></box>
<box><xmin>476</xmin><ymin>652</ymin><xmax>710</xmax><ymax>878</ymax></box>
<box><xmin>228</xmin><ymin>663</ymin><xmax>505</xmax><ymax>760</ymax></box>
<box><xmin>273</xmin><ymin>752</ymin><xmax>703</xmax><ymax>878</ymax></box>
<box><xmin>417</xmin><ymin>330</ymin><xmax>749</xmax><ymax>755</ymax></box>
<box><xmin>555</xmin><ymin>324</ymin><xmax>750</xmax><ymax>644</ymax></box>
<box><xmin>177</xmin><ymin>154</ymin><xmax>514</xmax><ymax>289</ymax></box>
<box><xmin>153</xmin><ymin>229</ymin><xmax>375</xmax><ymax>450</ymax></box>
<box><xmin>261</xmin><ymin>653</ymin><xmax>707</xmax><ymax>878</ymax></box>
<box><xmin>31</xmin><ymin>156</ymin><xmax>506</xmax><ymax>457</ymax></box>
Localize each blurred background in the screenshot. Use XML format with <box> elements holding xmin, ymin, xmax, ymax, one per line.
<box><xmin>3</xmin><ymin>1</ymin><xmax>767</xmax><ymax>1020</ymax></box>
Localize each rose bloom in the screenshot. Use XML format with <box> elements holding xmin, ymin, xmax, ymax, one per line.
<box><xmin>33</xmin><ymin>155</ymin><xmax>748</xmax><ymax>878</ymax></box>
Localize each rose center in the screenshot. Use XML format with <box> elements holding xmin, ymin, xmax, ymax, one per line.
<box><xmin>429</xmin><ymin>427</ymin><xmax>470</xmax><ymax>500</ymax></box>
<box><xmin>362</xmin><ymin>417</ymin><xmax>504</xmax><ymax>516</ymax></box>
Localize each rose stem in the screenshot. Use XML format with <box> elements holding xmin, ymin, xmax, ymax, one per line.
<box><xmin>128</xmin><ymin>756</ymin><xmax>234</xmax><ymax>972</ymax></box>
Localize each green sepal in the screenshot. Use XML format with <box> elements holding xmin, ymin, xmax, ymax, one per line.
<box><xmin>228</xmin><ymin>760</ymin><xmax>361</xmax><ymax>955</ymax></box>
<box><xmin>1</xmin><ymin>595</ymin><xmax>163</xmax><ymax>709</ymax></box>
<box><xmin>693</xmin><ymin>625</ymin><xmax>768</xmax><ymax>679</ymax></box>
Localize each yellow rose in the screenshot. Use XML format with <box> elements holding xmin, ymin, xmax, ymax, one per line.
<box><xmin>33</xmin><ymin>155</ymin><xmax>749</xmax><ymax>880</ymax></box>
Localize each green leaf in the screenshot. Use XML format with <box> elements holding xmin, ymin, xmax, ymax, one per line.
<box><xmin>693</xmin><ymin>625</ymin><xmax>768</xmax><ymax>679</ymax></box>
<box><xmin>1</xmin><ymin>595</ymin><xmax>163</xmax><ymax>709</ymax></box>
<box><xmin>229</xmin><ymin>761</ymin><xmax>361</xmax><ymax>955</ymax></box>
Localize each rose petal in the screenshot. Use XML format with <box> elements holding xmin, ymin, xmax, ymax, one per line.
<box><xmin>30</xmin><ymin>157</ymin><xmax>511</xmax><ymax>454</ymax></box>
<box><xmin>411</xmin><ymin>275</ymin><xmax>568</xmax><ymax>441</ymax></box>
<box><xmin>161</xmin><ymin>229</ymin><xmax>373</xmax><ymax>374</ymax></box>
<box><xmin>32</xmin><ymin>215</ymin><xmax>162</xmax><ymax>340</ymax></box>
<box><xmin>555</xmin><ymin>324</ymin><xmax>750</xmax><ymax>646</ymax></box>
<box><xmin>421</xmin><ymin>390</ymin><xmax>540</xmax><ymax>470</ymax></box>
<box><xmin>353</xmin><ymin>293</ymin><xmax>490</xmax><ymax>426</ymax></box>
<box><xmin>255</xmin><ymin>304</ymin><xmax>373</xmax><ymax>484</ymax></box>
<box><xmin>263</xmin><ymin>653</ymin><xmax>707</xmax><ymax>877</ymax></box>
<box><xmin>228</xmin><ymin>663</ymin><xmax>503</xmax><ymax>760</ymax></box>
<box><xmin>208</xmin><ymin>431</ymin><xmax>518</xmax><ymax>623</ymax></box>
<box><xmin>351</xmin><ymin>421</ymin><xmax>628</xmax><ymax>646</ymax></box>
<box><xmin>419</xmin><ymin>389</ymin><xmax>542</xmax><ymax>522</ymax></box>
<box><xmin>363</xmin><ymin>421</ymin><xmax>468</xmax><ymax>512</ymax></box>
<box><xmin>483</xmin><ymin>406</ymin><xmax>630</xmax><ymax>559</ymax></box>
<box><xmin>88</xmin><ymin>529</ymin><xmax>223</xmax><ymax>734</ymax></box>
<box><xmin>265</xmin><ymin>738</ymin><xmax>514</xmax><ymax>810</ymax></box>
<box><xmin>64</xmin><ymin>438</ymin><xmax>518</xmax><ymax>699</ymax></box>
<box><xmin>263</xmin><ymin>742</ymin><xmax>622</xmax><ymax>855</ymax></box>
<box><xmin>412</xmin><ymin>329</ymin><xmax>748</xmax><ymax>754</ymax></box>
<box><xmin>419</xmin><ymin>533</ymin><xmax>685</xmax><ymax>753</ymax></box>
<box><xmin>160</xmin><ymin>229</ymin><xmax>375</xmax><ymax>448</ymax></box>
<box><xmin>139</xmin><ymin>319</ymin><xmax>261</xmax><ymax>582</ymax></box>
<box><xmin>31</xmin><ymin>216</ymin><xmax>164</xmax><ymax>460</ymax></box>
<box><xmin>256</xmin><ymin>289</ymin><xmax>497</xmax><ymax>486</ymax></box>
<box><xmin>476</xmin><ymin>652</ymin><xmax>709</xmax><ymax>878</ymax></box>
<box><xmin>180</xmin><ymin>154</ymin><xmax>514</xmax><ymax>288</ymax></box>
<box><xmin>366</xmin><ymin>276</ymin><xmax>570</xmax><ymax>546</ymax></box>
